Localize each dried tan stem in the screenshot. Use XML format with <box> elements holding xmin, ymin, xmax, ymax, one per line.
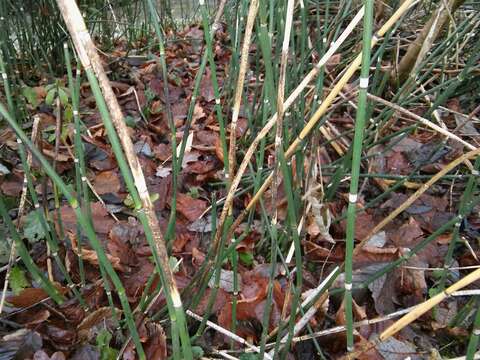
<box><xmin>227</xmin><ymin>0</ymin><xmax>259</xmax><ymax>186</ymax></box>
<box><xmin>55</xmin><ymin>0</ymin><xmax>183</xmax><ymax>309</ymax></box>
<box><xmin>393</xmin><ymin>0</ymin><xmax>465</xmax><ymax>83</ymax></box>
<box><xmin>271</xmin><ymin>0</ymin><xmax>295</xmax><ymax>224</ymax></box>
<box><xmin>380</xmin><ymin>266</ymin><xmax>480</xmax><ymax>340</ymax></box>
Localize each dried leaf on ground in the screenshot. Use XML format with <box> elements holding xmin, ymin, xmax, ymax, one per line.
<box><xmin>175</xmin><ymin>193</ymin><xmax>207</xmax><ymax>221</ymax></box>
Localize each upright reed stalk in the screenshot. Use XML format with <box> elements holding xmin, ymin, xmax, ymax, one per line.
<box><xmin>258</xmin><ymin>0</ymin><xmax>294</xmax><ymax>358</ymax></box>
<box><xmin>227</xmin><ymin>0</ymin><xmax>259</xmax><ymax>186</ymax></box>
<box><xmin>343</xmin><ymin>0</ymin><xmax>374</xmax><ymax>351</ymax></box>
<box><xmin>63</xmin><ymin>44</ymin><xmax>88</xmax><ymax>286</ymax></box>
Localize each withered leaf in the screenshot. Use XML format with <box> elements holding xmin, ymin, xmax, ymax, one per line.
<box><xmin>93</xmin><ymin>170</ymin><xmax>121</xmax><ymax>195</ymax></box>
<box><xmin>175</xmin><ymin>193</ymin><xmax>207</xmax><ymax>221</ymax></box>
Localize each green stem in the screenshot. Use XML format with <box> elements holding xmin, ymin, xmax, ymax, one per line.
<box><xmin>344</xmin><ymin>0</ymin><xmax>374</xmax><ymax>351</ymax></box>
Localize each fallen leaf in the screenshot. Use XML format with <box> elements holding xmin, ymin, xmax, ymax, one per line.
<box><xmin>308</xmin><ymin>196</ymin><xmax>335</xmax><ymax>243</ymax></box>
<box><xmin>93</xmin><ymin>170</ymin><xmax>121</xmax><ymax>195</ymax></box>
<box><xmin>375</xmin><ymin>337</ymin><xmax>420</xmax><ymax>360</ymax></box>
<box><xmin>144</xmin><ymin>322</ymin><xmax>167</xmax><ymax>360</ymax></box>
<box><xmin>208</xmin><ymin>269</ymin><xmax>242</xmax><ymax>293</ymax></box>
<box><xmin>77</xmin><ymin>307</ymin><xmax>113</xmax><ymax>331</ymax></box>
<box><xmin>155</xmin><ymin>166</ymin><xmax>172</xmax><ymax>178</ymax></box>
<box><xmin>389</xmin><ymin>217</ymin><xmax>423</xmax><ymax>247</ymax></box>
<box><xmin>153</xmin><ymin>143</ymin><xmax>172</xmax><ymax>161</ymax></box>
<box><xmin>68</xmin><ymin>232</ymin><xmax>126</xmax><ymax>271</ymax></box>
<box><xmin>1</xmin><ymin>174</ymin><xmax>23</xmax><ymax>196</ymax></box>
<box><xmin>59</xmin><ymin>202</ymin><xmax>114</xmax><ymax>234</ymax></box>
<box><xmin>175</xmin><ymin>193</ymin><xmax>207</xmax><ymax>221</ymax></box>
<box><xmin>7</xmin><ymin>288</ymin><xmax>50</xmax><ymax>308</ymax></box>
<box><xmin>0</xmin><ymin>330</ymin><xmax>43</xmax><ymax>360</ymax></box>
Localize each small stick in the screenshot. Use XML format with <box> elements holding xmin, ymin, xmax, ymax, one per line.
<box><xmin>267</xmin><ymin>292</ymin><xmax>329</xmax><ymax>357</ymax></box>
<box><xmin>269</xmin><ymin>266</ymin><xmax>339</xmax><ymax>338</ymax></box>
<box><xmin>288</xmin><ymin>306</ymin><xmax>414</xmax><ymax>344</ymax></box>
<box><xmin>345</xmin><ymin>267</ymin><xmax>480</xmax><ymax>359</ymax></box>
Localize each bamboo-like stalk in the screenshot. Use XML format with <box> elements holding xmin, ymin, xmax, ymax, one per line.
<box><xmin>272</xmin><ymin>0</ymin><xmax>294</xmax><ymax>224</ymax></box>
<box><xmin>466</xmin><ymin>304</ymin><xmax>480</xmax><ymax>359</ymax></box>
<box><xmin>393</xmin><ymin>0</ymin><xmax>465</xmax><ymax>84</ymax></box>
<box><xmin>199</xmin><ymin>0</ymin><xmax>229</xmax><ymax>172</ymax></box>
<box><xmin>227</xmin><ymin>0</ymin><xmax>259</xmax><ymax>184</ymax></box>
<box><xmin>343</xmin><ymin>0</ymin><xmax>374</xmax><ymax>350</ymax></box>
<box><xmin>144</xmin><ymin>0</ymin><xmax>179</xmax><ymax>246</ymax></box>
<box><xmin>440</xmin><ymin>159</ymin><xmax>480</xmax><ymax>293</ymax></box>
<box><xmin>222</xmin><ymin>0</ymin><xmax>258</xmax><ymax>338</ymax></box>
<box><xmin>258</xmin><ymin>1</ymin><xmax>294</xmax><ymax>357</ymax></box>
<box><xmin>64</xmin><ymin>44</ymin><xmax>88</xmax><ymax>286</ymax></box>
<box><xmin>54</xmin><ymin>2</ymin><xmax>192</xmax><ymax>358</ymax></box>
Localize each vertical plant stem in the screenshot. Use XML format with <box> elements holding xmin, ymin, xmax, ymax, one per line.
<box><xmin>63</xmin><ymin>44</ymin><xmax>88</xmax><ymax>286</ymax></box>
<box><xmin>227</xmin><ymin>0</ymin><xmax>259</xmax><ymax>185</ymax></box>
<box><xmin>466</xmin><ymin>301</ymin><xmax>480</xmax><ymax>360</ymax></box>
<box><xmin>144</xmin><ymin>0</ymin><xmax>179</xmax><ymax>245</ymax></box>
<box><xmin>258</xmin><ymin>1</ymin><xmax>294</xmax><ymax>357</ymax></box>
<box><xmin>343</xmin><ymin>0</ymin><xmax>374</xmax><ymax>351</ymax></box>
<box><xmin>199</xmin><ymin>0</ymin><xmax>229</xmax><ymax>172</ymax></box>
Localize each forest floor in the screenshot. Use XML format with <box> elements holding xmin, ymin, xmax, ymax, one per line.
<box><xmin>0</xmin><ymin>18</ymin><xmax>480</xmax><ymax>360</ymax></box>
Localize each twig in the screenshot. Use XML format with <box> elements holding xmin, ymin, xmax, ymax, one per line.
<box><xmin>379</xmin><ymin>267</ymin><xmax>480</xmax><ymax>339</ymax></box>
